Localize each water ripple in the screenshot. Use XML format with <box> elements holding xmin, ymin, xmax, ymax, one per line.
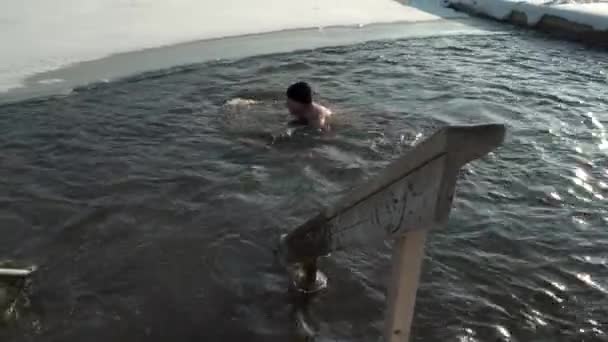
<box><xmin>1</xmin><ymin>32</ymin><xmax>608</xmax><ymax>341</ymax></box>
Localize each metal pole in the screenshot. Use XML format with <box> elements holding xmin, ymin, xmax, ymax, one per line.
<box><xmin>0</xmin><ymin>268</ymin><xmax>34</xmax><ymax>278</ymax></box>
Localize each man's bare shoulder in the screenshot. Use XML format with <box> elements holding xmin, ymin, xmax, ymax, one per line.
<box><xmin>313</xmin><ymin>103</ymin><xmax>332</xmax><ymax>117</ymax></box>
<box><xmin>309</xmin><ymin>103</ymin><xmax>332</xmax><ymax>130</ymax></box>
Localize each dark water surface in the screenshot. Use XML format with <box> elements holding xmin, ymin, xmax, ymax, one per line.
<box><xmin>1</xmin><ymin>31</ymin><xmax>607</xmax><ymax>341</ymax></box>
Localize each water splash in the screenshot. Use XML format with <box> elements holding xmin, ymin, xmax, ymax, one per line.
<box><xmin>575</xmin><ymin>273</ymin><xmax>608</xmax><ymax>295</ymax></box>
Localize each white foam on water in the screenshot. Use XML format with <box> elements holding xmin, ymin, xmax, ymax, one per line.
<box><xmin>0</xmin><ymin>0</ymin><xmax>446</xmax><ymax>94</ymax></box>
<box><xmin>225</xmin><ymin>98</ymin><xmax>259</xmax><ymax>107</ymax></box>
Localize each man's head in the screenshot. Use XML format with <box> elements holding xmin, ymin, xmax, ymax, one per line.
<box><xmin>286</xmin><ymin>82</ymin><xmax>313</xmax><ymax>117</ymax></box>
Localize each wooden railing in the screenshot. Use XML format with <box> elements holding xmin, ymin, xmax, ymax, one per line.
<box><xmin>281</xmin><ymin>124</ymin><xmax>506</xmax><ymax>341</ymax></box>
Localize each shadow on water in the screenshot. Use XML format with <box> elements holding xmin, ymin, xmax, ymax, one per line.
<box><xmin>1</xmin><ymin>31</ymin><xmax>607</xmax><ymax>341</ymax></box>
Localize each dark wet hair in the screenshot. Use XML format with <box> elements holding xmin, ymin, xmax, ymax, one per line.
<box><xmin>286</xmin><ymin>82</ymin><xmax>313</xmax><ymax>104</ymax></box>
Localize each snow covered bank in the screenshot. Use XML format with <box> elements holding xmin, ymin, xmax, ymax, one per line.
<box><xmin>0</xmin><ymin>0</ymin><xmax>442</xmax><ymax>94</ymax></box>
<box><xmin>407</xmin><ymin>0</ymin><xmax>469</xmax><ymax>18</ymax></box>
<box><xmin>2</xmin><ymin>19</ymin><xmax>497</xmax><ymax>105</ymax></box>
<box><xmin>447</xmin><ymin>0</ymin><xmax>608</xmax><ymax>44</ymax></box>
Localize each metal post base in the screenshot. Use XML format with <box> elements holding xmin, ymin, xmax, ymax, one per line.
<box><xmin>287</xmin><ymin>263</ymin><xmax>327</xmax><ymax>294</ymax></box>
<box><xmin>277</xmin><ymin>234</ymin><xmax>328</xmax><ymax>293</ymax></box>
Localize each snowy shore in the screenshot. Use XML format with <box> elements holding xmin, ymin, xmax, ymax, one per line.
<box><xmin>446</xmin><ymin>0</ymin><xmax>608</xmax><ymax>45</ymax></box>
<box><xmin>0</xmin><ymin>0</ymin><xmax>443</xmax><ymax>94</ymax></box>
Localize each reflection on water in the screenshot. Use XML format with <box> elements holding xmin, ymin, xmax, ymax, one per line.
<box><xmin>1</xmin><ymin>31</ymin><xmax>608</xmax><ymax>341</ymax></box>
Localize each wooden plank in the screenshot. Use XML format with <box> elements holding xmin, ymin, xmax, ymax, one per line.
<box><xmin>325</xmin><ymin>124</ymin><xmax>505</xmax><ymax>221</ymax></box>
<box><xmin>385</xmin><ymin>230</ymin><xmax>427</xmax><ymax>342</ymax></box>
<box><xmin>330</xmin><ymin>155</ymin><xmax>445</xmax><ymax>251</ymax></box>
<box><xmin>283</xmin><ymin>124</ymin><xmax>505</xmax><ymax>262</ymax></box>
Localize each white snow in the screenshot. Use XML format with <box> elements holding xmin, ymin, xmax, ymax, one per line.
<box><xmin>408</xmin><ymin>0</ymin><xmax>469</xmax><ymax>18</ymax></box>
<box><xmin>448</xmin><ymin>0</ymin><xmax>608</xmax><ymax>31</ymax></box>
<box><xmin>0</xmin><ymin>0</ymin><xmax>442</xmax><ymax>94</ymax></box>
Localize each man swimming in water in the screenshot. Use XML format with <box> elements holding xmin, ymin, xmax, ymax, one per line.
<box><xmin>286</xmin><ymin>82</ymin><xmax>332</xmax><ymax>130</ymax></box>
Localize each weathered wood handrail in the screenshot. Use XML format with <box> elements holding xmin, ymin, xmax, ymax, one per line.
<box><xmin>281</xmin><ymin>124</ymin><xmax>506</xmax><ymax>341</ymax></box>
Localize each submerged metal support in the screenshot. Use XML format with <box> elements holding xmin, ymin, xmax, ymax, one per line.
<box><xmin>300</xmin><ymin>259</ymin><xmax>317</xmax><ymax>291</ymax></box>
<box><xmin>0</xmin><ymin>266</ymin><xmax>35</xmax><ymax>322</ymax></box>
<box><xmin>281</xmin><ymin>124</ymin><xmax>505</xmax><ymax>341</ymax></box>
<box><xmin>0</xmin><ymin>268</ymin><xmax>35</xmax><ymax>278</ymax></box>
